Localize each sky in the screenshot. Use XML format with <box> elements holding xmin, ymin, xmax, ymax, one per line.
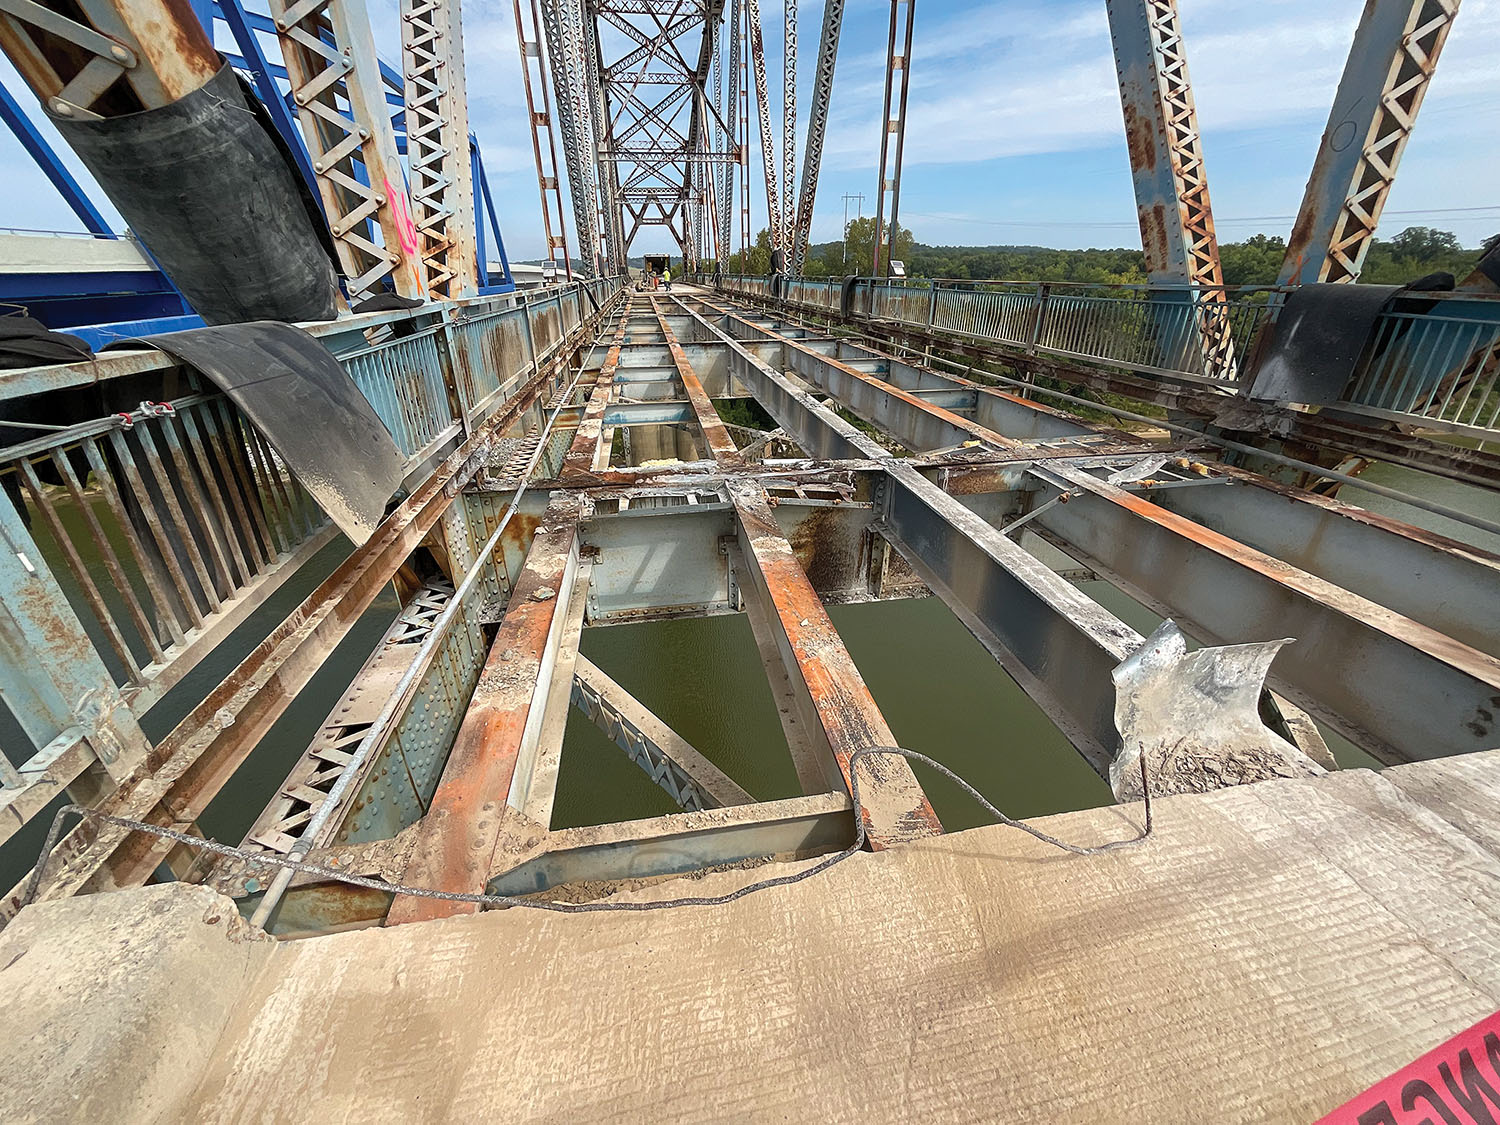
<box><xmin>4</xmin><ymin>0</ymin><xmax>1499</xmax><ymax>260</ymax></box>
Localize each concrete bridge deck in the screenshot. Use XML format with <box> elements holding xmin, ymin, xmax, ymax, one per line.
<box><xmin>4</xmin><ymin>748</ymin><xmax>1499</xmax><ymax>1122</ymax></box>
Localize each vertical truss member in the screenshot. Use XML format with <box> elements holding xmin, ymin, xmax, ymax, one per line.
<box><xmin>738</xmin><ymin>0</ymin><xmax>752</xmax><ymax>261</ymax></box>
<box><xmin>791</xmin><ymin>0</ymin><xmax>845</xmax><ymax>276</ymax></box>
<box><xmin>745</xmin><ymin>0</ymin><xmax>782</xmax><ymax>257</ymax></box>
<box><xmin>271</xmin><ymin>0</ymin><xmax>427</xmax><ymax>300</ymax></box>
<box><xmin>581</xmin><ymin>12</ymin><xmax>624</xmax><ymax>274</ymax></box>
<box><xmin>781</xmin><ymin>0</ymin><xmax>797</xmax><ymax>269</ymax></box>
<box><xmin>871</xmin><ymin>0</ymin><xmax>914</xmax><ymax>278</ymax></box>
<box><xmin>402</xmin><ymin>0</ymin><xmax>480</xmax><ymax>297</ymax></box>
<box><xmin>718</xmin><ymin>0</ymin><xmax>742</xmax><ymax>269</ymax></box>
<box><xmin>1104</xmin><ymin>0</ymin><xmax>1235</xmax><ymax>379</ymax></box>
<box><xmin>1279</xmin><ymin>0</ymin><xmax>1461</xmax><ymax>284</ymax></box>
<box><xmin>541</xmin><ymin>0</ymin><xmax>601</xmax><ymax>275</ymax></box>
<box><xmin>513</xmin><ymin>0</ymin><xmax>574</xmax><ymax>278</ymax></box>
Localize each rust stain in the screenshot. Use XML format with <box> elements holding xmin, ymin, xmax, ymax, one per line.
<box><xmin>388</xmin><ymin>495</ymin><xmax>582</xmax><ymax>924</ymax></box>
<box><xmin>1140</xmin><ymin>204</ymin><xmax>1171</xmax><ymax>273</ymax></box>
<box><xmin>1121</xmin><ymin>99</ymin><xmax>1156</xmax><ymax>173</ymax></box>
<box><xmin>1056</xmin><ymin>466</ymin><xmax>1500</xmax><ymax>686</ymax></box>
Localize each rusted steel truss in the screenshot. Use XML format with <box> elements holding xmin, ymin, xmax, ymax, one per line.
<box><xmin>1279</xmin><ymin>0</ymin><xmax>1462</xmax><ymax>285</ymax></box>
<box><xmin>1105</xmin><ymin>0</ymin><xmax>1236</xmax><ymax>378</ymax></box>
<box><xmin>10</xmin><ymin>278</ymin><xmax>1500</xmax><ymax>937</ymax></box>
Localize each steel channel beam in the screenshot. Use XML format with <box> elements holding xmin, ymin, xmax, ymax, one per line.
<box><xmin>563</xmin><ymin>304</ymin><xmax>633</xmax><ymax>477</ymax></box>
<box><xmin>521</xmin><ymin>559</ymin><xmax>594</xmax><ymax>828</ymax></box>
<box><xmin>387</xmin><ymin>491</ymin><xmax>585</xmax><ymax>924</ymax></box>
<box><xmin>672</xmin><ymin>303</ymin><xmax>886</xmax><ymax>461</ymax></box>
<box><xmin>651</xmin><ymin>299</ymin><xmax>941</xmax><ymax>846</ymax></box>
<box><xmin>488</xmin><ymin>792</ymin><xmax>853</xmax><ymax>895</ymax></box>
<box><xmin>1150</xmin><ymin>467</ymin><xmax>1500</xmax><ymax>658</ymax></box>
<box><xmin>709</xmin><ymin>295</ymin><xmax>1500</xmax><ymax>664</ymax></box>
<box><xmin>879</xmin><ymin>462</ymin><xmax>1141</xmax><ymax>775</ymax></box>
<box><xmin>1030</xmin><ymin>461</ymin><xmax>1500</xmax><ymax>765</ymax></box>
<box><xmin>602</xmin><ymin>401</ymin><xmax>694</xmax><ymax>425</ymax></box>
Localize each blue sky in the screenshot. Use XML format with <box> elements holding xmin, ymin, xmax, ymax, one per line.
<box><xmin>4</xmin><ymin>0</ymin><xmax>1499</xmax><ymax>259</ymax></box>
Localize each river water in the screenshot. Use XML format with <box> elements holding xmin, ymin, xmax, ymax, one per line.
<box><xmin>3</xmin><ymin>454</ymin><xmax>1497</xmax><ymax>886</ymax></box>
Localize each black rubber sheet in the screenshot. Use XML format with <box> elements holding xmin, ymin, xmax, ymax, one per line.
<box><xmin>1248</xmin><ymin>283</ymin><xmax>1399</xmax><ymax>405</ymax></box>
<box><xmin>121</xmin><ymin>322</ymin><xmax>405</xmax><ymax>544</ymax></box>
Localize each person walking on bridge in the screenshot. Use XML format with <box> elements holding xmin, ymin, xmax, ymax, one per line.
<box><xmin>663</xmin><ymin>267</ymin><xmax>672</xmax><ymax>292</ymax></box>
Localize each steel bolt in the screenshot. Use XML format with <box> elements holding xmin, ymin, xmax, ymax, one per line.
<box><xmin>50</xmin><ymin>99</ymin><xmax>74</xmax><ymax>117</ymax></box>
<box><xmin>110</xmin><ymin>44</ymin><xmax>131</xmax><ymax>63</ymax></box>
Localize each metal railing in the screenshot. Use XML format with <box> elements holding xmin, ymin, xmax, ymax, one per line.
<box><xmin>0</xmin><ymin>276</ymin><xmax>621</xmax><ymax>822</ymax></box>
<box><xmin>1342</xmin><ymin>294</ymin><xmax>1500</xmax><ymax>439</ymax></box>
<box><xmin>715</xmin><ymin>274</ymin><xmax>1279</xmax><ymax>383</ymax></box>
<box><xmin>710</xmin><ymin>273</ymin><xmax>1500</xmax><ymax>440</ymax></box>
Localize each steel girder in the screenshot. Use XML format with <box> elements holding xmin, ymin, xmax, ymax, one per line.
<box><xmin>1279</xmin><ymin>0</ymin><xmax>1462</xmax><ymax>284</ymax></box>
<box><xmin>402</xmin><ymin>0</ymin><xmax>479</xmax><ymax>296</ymax></box>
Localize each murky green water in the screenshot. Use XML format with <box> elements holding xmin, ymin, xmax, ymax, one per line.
<box><xmin>4</xmin><ymin>452</ymin><xmax>1498</xmax><ymax>887</ymax></box>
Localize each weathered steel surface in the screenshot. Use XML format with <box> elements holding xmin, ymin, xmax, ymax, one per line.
<box><xmin>652</xmin><ymin>298</ymin><xmax>942</xmax><ymax>847</ymax></box>
<box><xmin>4</xmin><ymin>288</ymin><xmax>620</xmax><ymax>921</ymax></box>
<box><xmin>1279</xmin><ymin>0</ymin><xmax>1460</xmax><ymax>285</ymax></box>
<box><xmin>1033</xmin><ymin>460</ymin><xmax>1500</xmax><ymax>765</ymax></box>
<box><xmin>387</xmin><ymin>492</ymin><xmax>583</xmax><ymax>923</ymax></box>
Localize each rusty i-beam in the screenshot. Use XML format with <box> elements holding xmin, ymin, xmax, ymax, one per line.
<box><xmin>651</xmin><ymin>296</ymin><xmax>942</xmax><ymax>844</ymax></box>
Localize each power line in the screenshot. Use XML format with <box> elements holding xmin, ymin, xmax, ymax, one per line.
<box><xmin>899</xmin><ymin>205</ymin><xmax>1500</xmax><ymax>231</ymax></box>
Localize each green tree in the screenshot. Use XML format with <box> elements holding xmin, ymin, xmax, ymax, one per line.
<box><xmin>1387</xmin><ymin>226</ymin><xmax>1462</xmax><ymax>261</ymax></box>
<box><xmin>840</xmin><ymin>216</ymin><xmax>914</xmax><ymax>276</ymax></box>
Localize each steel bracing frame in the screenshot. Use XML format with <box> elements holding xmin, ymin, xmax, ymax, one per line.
<box><xmin>1280</xmin><ymin>0</ymin><xmax>1462</xmax><ymax>284</ymax></box>
<box><xmin>270</xmin><ymin>0</ymin><xmax>425</xmax><ymax>300</ymax></box>
<box><xmin>401</xmin><ymin>0</ymin><xmax>479</xmax><ymax>297</ymax></box>
<box><xmin>541</xmin><ymin>0</ymin><xmax>730</xmax><ymax>270</ymax></box>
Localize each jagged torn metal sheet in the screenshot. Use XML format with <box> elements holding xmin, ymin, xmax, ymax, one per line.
<box><xmin>124</xmin><ymin>322</ymin><xmax>406</xmax><ymax>545</ymax></box>
<box><xmin>1110</xmin><ymin>620</ymin><xmax>1325</xmax><ymax>802</ymax></box>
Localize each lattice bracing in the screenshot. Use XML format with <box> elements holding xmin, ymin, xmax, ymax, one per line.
<box><xmin>271</xmin><ymin>0</ymin><xmax>425</xmax><ymax>300</ymax></box>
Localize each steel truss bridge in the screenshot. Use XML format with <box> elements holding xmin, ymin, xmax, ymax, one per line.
<box><xmin>0</xmin><ymin>0</ymin><xmax>1496</xmax><ymax>938</ymax></box>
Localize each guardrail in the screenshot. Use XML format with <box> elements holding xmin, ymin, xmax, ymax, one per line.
<box><xmin>708</xmin><ymin>273</ymin><xmax>1500</xmax><ymax>440</ymax></box>
<box><xmin>0</xmin><ymin>276</ymin><xmax>622</xmax><ymax>828</ymax></box>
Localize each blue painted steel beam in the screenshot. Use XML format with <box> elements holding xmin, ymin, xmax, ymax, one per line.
<box><xmin>473</xmin><ymin>139</ymin><xmax>515</xmax><ymax>292</ymax></box>
<box><xmin>1103</xmin><ymin>0</ymin><xmax>1223</xmax><ymax>287</ymax></box>
<box><xmin>603</xmin><ymin>402</ymin><xmax>693</xmax><ymax>426</ymax></box>
<box><xmin>0</xmin><ymin>83</ymin><xmax>113</xmax><ymax>236</ymax></box>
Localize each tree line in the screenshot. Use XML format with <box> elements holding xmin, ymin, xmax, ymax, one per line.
<box><xmin>708</xmin><ymin>221</ymin><xmax>1489</xmax><ymax>288</ymax></box>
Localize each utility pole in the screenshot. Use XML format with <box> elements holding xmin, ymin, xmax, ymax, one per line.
<box><xmin>841</xmin><ymin>192</ymin><xmax>864</xmax><ymax>267</ymax></box>
<box><xmin>872</xmin><ymin>0</ymin><xmax>915</xmax><ymax>278</ymax></box>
